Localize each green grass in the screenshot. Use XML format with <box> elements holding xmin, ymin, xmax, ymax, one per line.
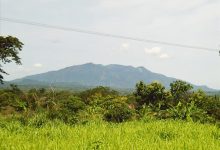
<box><xmin>0</xmin><ymin>120</ymin><xmax>220</xmax><ymax>150</ymax></box>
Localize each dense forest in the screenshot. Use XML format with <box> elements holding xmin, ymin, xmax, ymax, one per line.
<box><xmin>0</xmin><ymin>80</ymin><xmax>220</xmax><ymax>126</ymax></box>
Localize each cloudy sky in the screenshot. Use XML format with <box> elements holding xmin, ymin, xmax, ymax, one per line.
<box><xmin>0</xmin><ymin>0</ymin><xmax>220</xmax><ymax>89</ymax></box>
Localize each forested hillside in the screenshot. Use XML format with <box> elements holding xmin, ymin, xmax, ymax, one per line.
<box><xmin>9</xmin><ymin>63</ymin><xmax>216</xmax><ymax>91</ymax></box>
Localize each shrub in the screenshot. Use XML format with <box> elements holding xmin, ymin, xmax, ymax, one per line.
<box><xmin>79</xmin><ymin>86</ymin><xmax>119</xmax><ymax>104</ymax></box>
<box><xmin>134</xmin><ymin>81</ymin><xmax>171</xmax><ymax>109</ymax></box>
<box><xmin>62</xmin><ymin>96</ymin><xmax>85</xmax><ymax>113</ymax></box>
<box><xmin>170</xmin><ymin>80</ymin><xmax>193</xmax><ymax>104</ymax></box>
<box><xmin>48</xmin><ymin>96</ymin><xmax>86</xmax><ymax>124</ymax></box>
<box><xmin>103</xmin><ymin>98</ymin><xmax>134</xmax><ymax>123</ymax></box>
<box><xmin>167</xmin><ymin>101</ymin><xmax>213</xmax><ymax>123</ymax></box>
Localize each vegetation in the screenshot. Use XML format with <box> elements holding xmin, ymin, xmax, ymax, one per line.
<box><xmin>1</xmin><ymin>119</ymin><xmax>220</xmax><ymax>150</ymax></box>
<box><xmin>0</xmin><ymin>36</ymin><xmax>220</xmax><ymax>149</ymax></box>
<box><xmin>0</xmin><ymin>80</ymin><xmax>219</xmax><ymax>125</ymax></box>
<box><xmin>0</xmin><ymin>36</ymin><xmax>23</xmax><ymax>84</ymax></box>
<box><xmin>0</xmin><ymin>71</ymin><xmax>219</xmax><ymax>150</ymax></box>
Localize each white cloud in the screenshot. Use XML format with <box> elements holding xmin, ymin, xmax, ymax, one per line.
<box><xmin>145</xmin><ymin>47</ymin><xmax>161</xmax><ymax>55</ymax></box>
<box><xmin>117</xmin><ymin>42</ymin><xmax>130</xmax><ymax>53</ymax></box>
<box><xmin>121</xmin><ymin>43</ymin><xmax>130</xmax><ymax>49</ymax></box>
<box><xmin>159</xmin><ymin>53</ymin><xmax>170</xmax><ymax>59</ymax></box>
<box><xmin>145</xmin><ymin>47</ymin><xmax>171</xmax><ymax>59</ymax></box>
<box><xmin>33</xmin><ymin>63</ymin><xmax>43</xmax><ymax>68</ymax></box>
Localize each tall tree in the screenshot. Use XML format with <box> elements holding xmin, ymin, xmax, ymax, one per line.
<box><xmin>134</xmin><ymin>81</ymin><xmax>170</xmax><ymax>108</ymax></box>
<box><xmin>0</xmin><ymin>36</ymin><xmax>23</xmax><ymax>83</ymax></box>
<box><xmin>170</xmin><ymin>80</ymin><xmax>193</xmax><ymax>104</ymax></box>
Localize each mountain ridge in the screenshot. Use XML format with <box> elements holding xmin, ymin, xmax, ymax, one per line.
<box><xmin>11</xmin><ymin>63</ymin><xmax>216</xmax><ymax>91</ymax></box>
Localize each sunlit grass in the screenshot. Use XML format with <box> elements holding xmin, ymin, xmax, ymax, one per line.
<box><xmin>0</xmin><ymin>120</ymin><xmax>220</xmax><ymax>150</ymax></box>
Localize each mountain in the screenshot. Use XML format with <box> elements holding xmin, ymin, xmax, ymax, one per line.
<box><xmin>10</xmin><ymin>63</ymin><xmax>216</xmax><ymax>91</ymax></box>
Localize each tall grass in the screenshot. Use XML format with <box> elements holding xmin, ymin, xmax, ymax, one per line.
<box><xmin>0</xmin><ymin>119</ymin><xmax>220</xmax><ymax>150</ymax></box>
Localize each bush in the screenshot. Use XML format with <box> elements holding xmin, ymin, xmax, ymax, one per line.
<box><xmin>134</xmin><ymin>81</ymin><xmax>171</xmax><ymax>109</ymax></box>
<box><xmin>48</xmin><ymin>96</ymin><xmax>86</xmax><ymax>124</ymax></box>
<box><xmin>103</xmin><ymin>99</ymin><xmax>134</xmax><ymax>123</ymax></box>
<box><xmin>79</xmin><ymin>86</ymin><xmax>119</xmax><ymax>104</ymax></box>
<box><xmin>170</xmin><ymin>80</ymin><xmax>193</xmax><ymax>104</ymax></box>
<box><xmin>62</xmin><ymin>96</ymin><xmax>85</xmax><ymax>113</ymax></box>
<box><xmin>0</xmin><ymin>83</ymin><xmax>219</xmax><ymax>125</ymax></box>
<box><xmin>167</xmin><ymin>101</ymin><xmax>213</xmax><ymax>123</ymax></box>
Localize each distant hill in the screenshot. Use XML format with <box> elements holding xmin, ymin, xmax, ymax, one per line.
<box><xmin>0</xmin><ymin>79</ymin><xmax>89</xmax><ymax>91</ymax></box>
<box><xmin>8</xmin><ymin>63</ymin><xmax>216</xmax><ymax>91</ymax></box>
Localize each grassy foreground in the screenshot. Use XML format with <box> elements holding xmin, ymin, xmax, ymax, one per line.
<box><xmin>0</xmin><ymin>120</ymin><xmax>220</xmax><ymax>150</ymax></box>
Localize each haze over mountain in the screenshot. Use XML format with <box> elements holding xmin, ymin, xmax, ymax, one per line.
<box><xmin>10</xmin><ymin>63</ymin><xmax>215</xmax><ymax>91</ymax></box>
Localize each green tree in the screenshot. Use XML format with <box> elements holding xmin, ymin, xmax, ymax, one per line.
<box><xmin>79</xmin><ymin>86</ymin><xmax>119</xmax><ymax>104</ymax></box>
<box><xmin>145</xmin><ymin>82</ymin><xmax>170</xmax><ymax>106</ymax></box>
<box><xmin>134</xmin><ymin>81</ymin><xmax>171</xmax><ymax>109</ymax></box>
<box><xmin>134</xmin><ymin>81</ymin><xmax>147</xmax><ymax>108</ymax></box>
<box><xmin>191</xmin><ymin>90</ymin><xmax>220</xmax><ymax>121</ymax></box>
<box><xmin>170</xmin><ymin>80</ymin><xmax>193</xmax><ymax>104</ymax></box>
<box><xmin>0</xmin><ymin>36</ymin><xmax>23</xmax><ymax>83</ymax></box>
<box><xmin>103</xmin><ymin>98</ymin><xmax>134</xmax><ymax>123</ymax></box>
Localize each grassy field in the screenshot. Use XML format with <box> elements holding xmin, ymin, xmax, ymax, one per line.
<box><xmin>0</xmin><ymin>119</ymin><xmax>220</xmax><ymax>150</ymax></box>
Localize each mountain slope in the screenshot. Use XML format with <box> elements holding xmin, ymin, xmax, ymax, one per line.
<box><xmin>12</xmin><ymin>63</ymin><xmax>215</xmax><ymax>91</ymax></box>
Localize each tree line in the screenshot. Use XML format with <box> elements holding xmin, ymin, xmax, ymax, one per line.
<box><xmin>0</xmin><ymin>81</ymin><xmax>219</xmax><ymax>126</ymax></box>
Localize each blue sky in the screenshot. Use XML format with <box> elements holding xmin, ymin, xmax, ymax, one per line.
<box><xmin>0</xmin><ymin>0</ymin><xmax>220</xmax><ymax>89</ymax></box>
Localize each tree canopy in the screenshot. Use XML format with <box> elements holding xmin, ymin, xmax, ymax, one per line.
<box><xmin>0</xmin><ymin>36</ymin><xmax>23</xmax><ymax>83</ymax></box>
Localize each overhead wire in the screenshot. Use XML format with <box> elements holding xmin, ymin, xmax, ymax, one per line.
<box><xmin>0</xmin><ymin>17</ymin><xmax>219</xmax><ymax>53</ymax></box>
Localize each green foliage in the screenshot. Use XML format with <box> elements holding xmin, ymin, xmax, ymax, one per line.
<box><xmin>62</xmin><ymin>96</ymin><xmax>85</xmax><ymax>113</ymax></box>
<box><xmin>134</xmin><ymin>80</ymin><xmax>219</xmax><ymax>123</ymax></box>
<box><xmin>167</xmin><ymin>101</ymin><xmax>212</xmax><ymax>122</ymax></box>
<box><xmin>0</xmin><ymin>36</ymin><xmax>23</xmax><ymax>83</ymax></box>
<box><xmin>103</xmin><ymin>98</ymin><xmax>134</xmax><ymax>123</ymax></box>
<box><xmin>134</xmin><ymin>81</ymin><xmax>171</xmax><ymax>109</ymax></box>
<box><xmin>0</xmin><ymin>80</ymin><xmax>219</xmax><ymax>125</ymax></box>
<box><xmin>47</xmin><ymin>96</ymin><xmax>86</xmax><ymax>124</ymax></box>
<box><xmin>79</xmin><ymin>86</ymin><xmax>119</xmax><ymax>105</ymax></box>
<box><xmin>170</xmin><ymin>80</ymin><xmax>193</xmax><ymax>104</ymax></box>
